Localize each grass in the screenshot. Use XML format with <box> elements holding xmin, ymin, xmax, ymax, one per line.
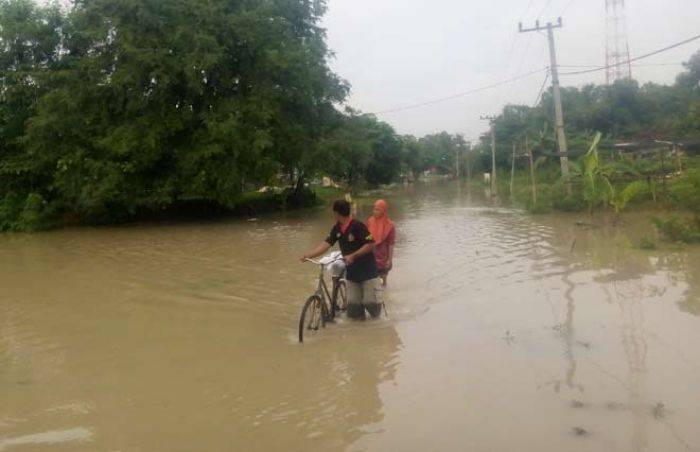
<box><xmin>312</xmin><ymin>185</ymin><xmax>345</xmax><ymax>203</ymax></box>
<box><xmin>636</xmin><ymin>235</ymin><xmax>658</xmax><ymax>250</ymax></box>
<box><xmin>651</xmin><ymin>215</ymin><xmax>700</xmax><ymax>243</ymax></box>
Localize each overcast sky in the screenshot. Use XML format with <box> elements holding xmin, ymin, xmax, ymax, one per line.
<box><xmin>322</xmin><ymin>0</ymin><xmax>700</xmax><ymax>139</ymax></box>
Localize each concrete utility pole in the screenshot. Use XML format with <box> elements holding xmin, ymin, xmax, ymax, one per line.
<box><xmin>480</xmin><ymin>115</ymin><xmax>497</xmax><ymax>196</ymax></box>
<box><xmin>456</xmin><ymin>142</ymin><xmax>461</xmax><ymax>178</ymax></box>
<box><xmin>465</xmin><ymin>140</ymin><xmax>472</xmax><ymax>182</ymax></box>
<box><xmin>526</xmin><ymin>136</ymin><xmax>537</xmax><ymax>206</ymax></box>
<box><xmin>519</xmin><ymin>18</ymin><xmax>570</xmax><ymax>179</ymax></box>
<box><xmin>510</xmin><ymin>142</ymin><xmax>516</xmax><ymax>196</ymax></box>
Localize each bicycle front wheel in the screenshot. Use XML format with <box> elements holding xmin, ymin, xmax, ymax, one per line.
<box><xmin>336</xmin><ymin>280</ymin><xmax>348</xmax><ymax>312</ymax></box>
<box><xmin>298</xmin><ymin>295</ymin><xmax>326</xmax><ymax>343</ymax></box>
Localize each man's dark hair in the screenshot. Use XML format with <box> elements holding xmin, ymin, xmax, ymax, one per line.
<box><xmin>332</xmin><ymin>199</ymin><xmax>351</xmax><ymax>217</ymax></box>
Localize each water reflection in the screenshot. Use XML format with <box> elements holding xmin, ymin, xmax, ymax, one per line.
<box><xmin>1</xmin><ymin>181</ymin><xmax>700</xmax><ymax>451</ymax></box>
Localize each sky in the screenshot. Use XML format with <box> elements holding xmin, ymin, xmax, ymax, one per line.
<box><xmin>322</xmin><ymin>0</ymin><xmax>700</xmax><ymax>139</ymax></box>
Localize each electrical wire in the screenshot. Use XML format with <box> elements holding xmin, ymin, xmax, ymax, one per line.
<box><xmin>560</xmin><ymin>33</ymin><xmax>700</xmax><ymax>76</ymax></box>
<box><xmin>371</xmin><ymin>67</ymin><xmax>548</xmax><ymax>115</ymax></box>
<box><xmin>559</xmin><ymin>0</ymin><xmax>575</xmax><ymax>16</ymax></box>
<box><xmin>533</xmin><ymin>72</ymin><xmax>550</xmax><ymax>107</ymax></box>
<box><xmin>537</xmin><ymin>0</ymin><xmax>553</xmax><ymax>19</ymax></box>
<box><xmin>496</xmin><ymin>0</ymin><xmax>537</xmax><ymax>108</ymax></box>
<box><xmin>558</xmin><ymin>62</ymin><xmax>684</xmax><ymax>68</ymax></box>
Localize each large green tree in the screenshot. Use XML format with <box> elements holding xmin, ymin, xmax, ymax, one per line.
<box><xmin>1</xmin><ymin>0</ymin><xmax>346</xmax><ymax>225</ymax></box>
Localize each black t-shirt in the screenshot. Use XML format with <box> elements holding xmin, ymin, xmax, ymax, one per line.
<box><xmin>326</xmin><ymin>219</ymin><xmax>378</xmax><ymax>282</ymax></box>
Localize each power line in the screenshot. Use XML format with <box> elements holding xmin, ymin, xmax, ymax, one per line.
<box><xmin>498</xmin><ymin>0</ymin><xmax>535</xmax><ymax>109</ymax></box>
<box><xmin>536</xmin><ymin>0</ymin><xmax>553</xmax><ymax>19</ymax></box>
<box><xmin>497</xmin><ymin>0</ymin><xmax>537</xmax><ymax>107</ymax></box>
<box><xmin>521</xmin><ymin>0</ymin><xmax>536</xmax><ymax>20</ymax></box>
<box><xmin>558</xmin><ymin>63</ymin><xmax>684</xmax><ymax>68</ymax></box>
<box><xmin>371</xmin><ymin>67</ymin><xmax>548</xmax><ymax>115</ymax></box>
<box><xmin>533</xmin><ymin>72</ymin><xmax>550</xmax><ymax>106</ymax></box>
<box><xmin>560</xmin><ymin>33</ymin><xmax>700</xmax><ymax>76</ymax></box>
<box><xmin>560</xmin><ymin>0</ymin><xmax>575</xmax><ymax>16</ymax></box>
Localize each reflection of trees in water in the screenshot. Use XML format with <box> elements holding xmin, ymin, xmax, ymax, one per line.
<box><xmin>576</xmin><ymin>233</ymin><xmax>698</xmax><ymax>450</ymax></box>
<box><xmin>552</xmin><ymin>258</ymin><xmax>652</xmax><ymax>449</ymax></box>
<box><xmin>612</xmin><ymin>281</ymin><xmax>650</xmax><ymax>452</ymax></box>
<box><xmin>538</xmin><ymin>267</ymin><xmax>584</xmax><ymax>395</ymax></box>
<box><xmin>556</xmin><ymin>218</ymin><xmax>700</xmax><ymax>318</ymax></box>
<box><xmin>560</xmin><ymin>272</ymin><xmax>583</xmax><ymax>393</ymax></box>
<box><xmin>526</xmin><ymin>211</ymin><xmax>699</xmax><ymax>449</ymax></box>
<box><xmin>663</xmin><ymin>253</ymin><xmax>700</xmax><ymax>316</ymax></box>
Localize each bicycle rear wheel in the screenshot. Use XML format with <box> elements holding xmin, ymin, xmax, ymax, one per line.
<box><xmin>298</xmin><ymin>295</ymin><xmax>326</xmax><ymax>343</ymax></box>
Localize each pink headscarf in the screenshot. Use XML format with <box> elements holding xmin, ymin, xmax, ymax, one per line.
<box><xmin>367</xmin><ymin>199</ymin><xmax>394</xmax><ymax>245</ymax></box>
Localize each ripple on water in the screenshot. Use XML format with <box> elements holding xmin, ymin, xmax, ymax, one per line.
<box><xmin>0</xmin><ymin>427</ymin><xmax>92</xmax><ymax>451</ymax></box>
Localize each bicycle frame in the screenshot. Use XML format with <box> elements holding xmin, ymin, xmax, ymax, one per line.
<box><xmin>307</xmin><ymin>258</ymin><xmax>346</xmax><ymax>315</ymax></box>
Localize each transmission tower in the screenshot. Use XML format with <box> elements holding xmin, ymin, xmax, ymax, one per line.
<box><xmin>605</xmin><ymin>0</ymin><xmax>632</xmax><ymax>84</ymax></box>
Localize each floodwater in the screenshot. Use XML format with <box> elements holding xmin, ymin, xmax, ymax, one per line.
<box><xmin>1</xmin><ymin>181</ymin><xmax>700</xmax><ymax>452</ymax></box>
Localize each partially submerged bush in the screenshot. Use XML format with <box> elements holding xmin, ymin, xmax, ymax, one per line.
<box><xmin>668</xmin><ymin>169</ymin><xmax>700</xmax><ymax>213</ymax></box>
<box><xmin>637</xmin><ymin>235</ymin><xmax>658</xmax><ymax>250</ymax></box>
<box><xmin>0</xmin><ymin>192</ymin><xmax>52</xmax><ymax>232</ymax></box>
<box><xmin>651</xmin><ymin>216</ymin><xmax>700</xmax><ymax>243</ymax></box>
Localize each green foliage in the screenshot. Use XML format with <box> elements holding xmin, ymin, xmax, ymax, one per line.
<box><xmin>0</xmin><ymin>0</ymin><xmax>347</xmax><ymax>230</ymax></box>
<box><xmin>0</xmin><ymin>192</ymin><xmax>23</xmax><ymax>230</ymax></box>
<box><xmin>230</xmin><ymin>187</ymin><xmax>317</xmax><ymax>215</ymax></box>
<box><xmin>609</xmin><ymin>180</ymin><xmax>647</xmax><ymax>215</ymax></box>
<box><xmin>668</xmin><ymin>169</ymin><xmax>700</xmax><ymax>213</ymax></box>
<box><xmin>651</xmin><ymin>216</ymin><xmax>700</xmax><ymax>243</ymax></box>
<box><xmin>321</xmin><ymin>113</ymin><xmax>385</xmax><ymax>187</ymax></box>
<box><xmin>474</xmin><ymin>52</ymin><xmax>700</xmax><ymax>174</ymax></box>
<box><xmin>0</xmin><ymin>0</ymin><xmax>698</xmax><ymax>231</ymax></box>
<box><xmin>0</xmin><ymin>191</ymin><xmax>51</xmax><ymax>231</ymax></box>
<box><xmin>560</xmin><ymin>133</ymin><xmax>649</xmax><ymax>215</ymax></box>
<box><xmin>636</xmin><ymin>235</ymin><xmax>658</xmax><ymax>250</ymax></box>
<box><xmin>417</xmin><ymin>132</ymin><xmax>466</xmax><ymax>175</ymax></box>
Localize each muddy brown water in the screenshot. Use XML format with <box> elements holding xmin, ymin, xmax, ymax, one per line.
<box><xmin>1</xmin><ymin>181</ymin><xmax>700</xmax><ymax>452</ymax></box>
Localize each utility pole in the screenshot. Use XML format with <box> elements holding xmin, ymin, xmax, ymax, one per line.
<box><xmin>526</xmin><ymin>136</ymin><xmax>537</xmax><ymax>206</ymax></box>
<box><xmin>465</xmin><ymin>140</ymin><xmax>472</xmax><ymax>182</ymax></box>
<box><xmin>480</xmin><ymin>115</ymin><xmax>497</xmax><ymax>196</ymax></box>
<box><xmin>510</xmin><ymin>142</ymin><xmax>516</xmax><ymax>196</ymax></box>
<box><xmin>519</xmin><ymin>18</ymin><xmax>570</xmax><ymax>179</ymax></box>
<box><xmin>455</xmin><ymin>141</ymin><xmax>461</xmax><ymax>179</ymax></box>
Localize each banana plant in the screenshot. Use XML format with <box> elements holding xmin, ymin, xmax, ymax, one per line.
<box><xmin>579</xmin><ymin>132</ymin><xmax>611</xmax><ymax>212</ymax></box>
<box><xmin>570</xmin><ymin>132</ymin><xmax>645</xmax><ymax>215</ymax></box>
<box><xmin>608</xmin><ymin>180</ymin><xmax>646</xmax><ymax>215</ymax></box>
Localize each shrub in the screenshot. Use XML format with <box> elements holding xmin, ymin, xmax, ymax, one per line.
<box><xmin>637</xmin><ymin>235</ymin><xmax>657</xmax><ymax>250</ymax></box>
<box><xmin>651</xmin><ymin>216</ymin><xmax>700</xmax><ymax>243</ymax></box>
<box><xmin>0</xmin><ymin>192</ymin><xmax>24</xmax><ymax>231</ymax></box>
<box><xmin>0</xmin><ymin>192</ymin><xmax>52</xmax><ymax>232</ymax></box>
<box><xmin>668</xmin><ymin>169</ymin><xmax>700</xmax><ymax>214</ymax></box>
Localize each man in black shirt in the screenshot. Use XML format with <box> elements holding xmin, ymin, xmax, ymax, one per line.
<box><xmin>300</xmin><ymin>200</ymin><xmax>382</xmax><ymax>319</ymax></box>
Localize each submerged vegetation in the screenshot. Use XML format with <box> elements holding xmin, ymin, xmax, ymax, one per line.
<box><xmin>0</xmin><ymin>0</ymin><xmax>698</xmax><ymax>231</ymax></box>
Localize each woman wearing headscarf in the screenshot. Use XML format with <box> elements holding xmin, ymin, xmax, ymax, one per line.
<box><xmin>367</xmin><ymin>199</ymin><xmax>396</xmax><ymax>286</ymax></box>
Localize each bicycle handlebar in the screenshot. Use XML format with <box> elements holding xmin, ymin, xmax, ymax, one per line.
<box><xmin>304</xmin><ymin>257</ymin><xmax>344</xmax><ymax>266</ymax></box>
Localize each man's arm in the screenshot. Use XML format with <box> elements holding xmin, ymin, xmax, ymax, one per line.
<box><xmin>345</xmin><ymin>243</ymin><xmax>374</xmax><ymax>265</ymax></box>
<box><xmin>299</xmin><ymin>242</ymin><xmax>331</xmax><ymax>263</ymax></box>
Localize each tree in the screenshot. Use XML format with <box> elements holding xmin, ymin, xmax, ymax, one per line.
<box><xmin>321</xmin><ymin>112</ymin><xmax>402</xmax><ymax>187</ymax></box>
<box><xmin>1</xmin><ymin>0</ymin><xmax>347</xmax><ymax>226</ymax></box>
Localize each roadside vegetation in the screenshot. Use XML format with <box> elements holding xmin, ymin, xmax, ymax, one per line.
<box><xmin>467</xmin><ymin>52</ymin><xmax>700</xmax><ymax>243</ymax></box>
<box><xmin>0</xmin><ymin>0</ymin><xmax>698</xmax><ymax>232</ymax></box>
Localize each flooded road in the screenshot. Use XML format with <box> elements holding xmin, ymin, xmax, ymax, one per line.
<box><xmin>2</xmin><ymin>181</ymin><xmax>700</xmax><ymax>451</ymax></box>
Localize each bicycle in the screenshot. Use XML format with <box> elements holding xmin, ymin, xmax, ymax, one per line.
<box><xmin>298</xmin><ymin>256</ymin><xmax>348</xmax><ymax>343</ymax></box>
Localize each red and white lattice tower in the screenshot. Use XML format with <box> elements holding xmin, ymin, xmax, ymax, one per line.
<box><xmin>605</xmin><ymin>0</ymin><xmax>632</xmax><ymax>84</ymax></box>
